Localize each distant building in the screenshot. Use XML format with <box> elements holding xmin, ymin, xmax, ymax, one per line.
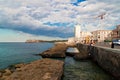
<box><xmin>111</xmin><ymin>25</ymin><xmax>120</xmax><ymax>39</ymax></box>
<box><xmin>74</xmin><ymin>25</ymin><xmax>81</xmax><ymax>42</ymax></box>
<box><xmin>91</xmin><ymin>30</ymin><xmax>112</xmax><ymax>42</ymax></box>
<box><xmin>117</xmin><ymin>25</ymin><xmax>120</xmax><ymax>38</ymax></box>
<box><xmin>112</xmin><ymin>29</ymin><xmax>118</xmax><ymax>39</ymax></box>
<box><xmin>68</xmin><ymin>25</ymin><xmax>113</xmax><ymax>44</ymax></box>
<box><xmin>79</xmin><ymin>31</ymin><xmax>92</xmax><ymax>44</ymax></box>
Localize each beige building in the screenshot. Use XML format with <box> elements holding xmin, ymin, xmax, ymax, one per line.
<box><xmin>116</xmin><ymin>25</ymin><xmax>120</xmax><ymax>38</ymax></box>
<box><xmin>68</xmin><ymin>31</ymin><xmax>92</xmax><ymax>44</ymax></box>
<box><xmin>79</xmin><ymin>31</ymin><xmax>92</xmax><ymax>43</ymax></box>
<box><xmin>111</xmin><ymin>25</ymin><xmax>120</xmax><ymax>39</ymax></box>
<box><xmin>91</xmin><ymin>30</ymin><xmax>112</xmax><ymax>42</ymax></box>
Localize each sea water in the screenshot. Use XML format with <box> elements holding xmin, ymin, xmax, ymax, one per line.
<box><xmin>0</xmin><ymin>42</ymin><xmax>116</xmax><ymax>80</ymax></box>
<box><xmin>63</xmin><ymin>57</ymin><xmax>115</xmax><ymax>80</ymax></box>
<box><xmin>0</xmin><ymin>42</ymin><xmax>54</xmax><ymax>69</ymax></box>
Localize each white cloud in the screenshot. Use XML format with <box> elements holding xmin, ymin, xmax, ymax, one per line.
<box><xmin>0</xmin><ymin>0</ymin><xmax>120</xmax><ymax>34</ymax></box>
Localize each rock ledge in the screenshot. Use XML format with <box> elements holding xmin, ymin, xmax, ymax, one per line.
<box><xmin>5</xmin><ymin>59</ymin><xmax>64</xmax><ymax>80</ymax></box>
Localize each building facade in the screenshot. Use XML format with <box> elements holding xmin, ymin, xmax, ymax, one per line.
<box><xmin>117</xmin><ymin>25</ymin><xmax>120</xmax><ymax>38</ymax></box>
<box><xmin>111</xmin><ymin>25</ymin><xmax>120</xmax><ymax>39</ymax></box>
<box><xmin>91</xmin><ymin>30</ymin><xmax>112</xmax><ymax>42</ymax></box>
<box><xmin>79</xmin><ymin>31</ymin><xmax>92</xmax><ymax>44</ymax></box>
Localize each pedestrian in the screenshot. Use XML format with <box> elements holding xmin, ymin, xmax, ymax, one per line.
<box><xmin>111</xmin><ymin>42</ymin><xmax>114</xmax><ymax>48</ymax></box>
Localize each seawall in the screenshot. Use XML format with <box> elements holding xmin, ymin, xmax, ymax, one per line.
<box><xmin>77</xmin><ymin>44</ymin><xmax>120</xmax><ymax>79</ymax></box>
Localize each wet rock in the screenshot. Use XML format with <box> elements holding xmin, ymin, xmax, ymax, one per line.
<box><xmin>66</xmin><ymin>52</ymin><xmax>78</xmax><ymax>57</ymax></box>
<box><xmin>6</xmin><ymin>58</ymin><xmax>64</xmax><ymax>80</ymax></box>
<box><xmin>0</xmin><ymin>70</ymin><xmax>5</xmax><ymax>73</ymax></box>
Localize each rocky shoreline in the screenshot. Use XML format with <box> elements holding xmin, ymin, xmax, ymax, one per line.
<box><xmin>40</xmin><ymin>42</ymin><xmax>68</xmax><ymax>58</ymax></box>
<box><xmin>0</xmin><ymin>59</ymin><xmax>64</xmax><ymax>80</ymax></box>
<box><xmin>0</xmin><ymin>42</ymin><xmax>98</xmax><ymax>80</ymax></box>
<box><xmin>40</xmin><ymin>42</ymin><xmax>89</xmax><ymax>60</ymax></box>
<box><xmin>0</xmin><ymin>42</ymin><xmax>85</xmax><ymax>80</ymax></box>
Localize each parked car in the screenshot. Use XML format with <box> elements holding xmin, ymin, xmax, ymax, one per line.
<box><xmin>112</xmin><ymin>39</ymin><xmax>120</xmax><ymax>45</ymax></box>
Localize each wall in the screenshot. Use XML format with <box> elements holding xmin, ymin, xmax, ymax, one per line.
<box><xmin>77</xmin><ymin>44</ymin><xmax>120</xmax><ymax>79</ymax></box>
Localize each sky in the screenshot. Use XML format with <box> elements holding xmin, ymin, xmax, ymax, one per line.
<box><xmin>0</xmin><ymin>0</ymin><xmax>120</xmax><ymax>42</ymax></box>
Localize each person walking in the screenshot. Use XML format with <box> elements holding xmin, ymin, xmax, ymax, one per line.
<box><xmin>111</xmin><ymin>42</ymin><xmax>114</xmax><ymax>48</ymax></box>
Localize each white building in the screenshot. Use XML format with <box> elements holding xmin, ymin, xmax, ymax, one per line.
<box><xmin>74</xmin><ymin>24</ymin><xmax>81</xmax><ymax>42</ymax></box>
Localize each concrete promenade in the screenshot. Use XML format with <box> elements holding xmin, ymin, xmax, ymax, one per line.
<box><xmin>95</xmin><ymin>42</ymin><xmax>120</xmax><ymax>49</ymax></box>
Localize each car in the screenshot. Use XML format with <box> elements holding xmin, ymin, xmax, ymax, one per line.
<box><xmin>112</xmin><ymin>39</ymin><xmax>120</xmax><ymax>45</ymax></box>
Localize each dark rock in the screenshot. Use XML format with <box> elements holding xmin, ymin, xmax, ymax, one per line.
<box><xmin>0</xmin><ymin>72</ymin><xmax>2</xmax><ymax>77</ymax></box>
<box><xmin>65</xmin><ymin>52</ymin><xmax>78</xmax><ymax>57</ymax></box>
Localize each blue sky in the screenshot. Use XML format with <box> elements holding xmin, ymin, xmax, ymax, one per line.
<box><xmin>0</xmin><ymin>0</ymin><xmax>120</xmax><ymax>42</ymax></box>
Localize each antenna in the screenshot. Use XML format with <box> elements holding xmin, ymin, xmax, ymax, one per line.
<box><xmin>96</xmin><ymin>12</ymin><xmax>106</xmax><ymax>20</ymax></box>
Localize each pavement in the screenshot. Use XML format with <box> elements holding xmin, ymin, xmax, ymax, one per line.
<box><xmin>94</xmin><ymin>42</ymin><xmax>120</xmax><ymax>49</ymax></box>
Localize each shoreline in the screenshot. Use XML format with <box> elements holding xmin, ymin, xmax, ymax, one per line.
<box><xmin>0</xmin><ymin>42</ymin><xmax>67</xmax><ymax>80</ymax></box>
<box><xmin>0</xmin><ymin>42</ymin><xmax>117</xmax><ymax>80</ymax></box>
<box><xmin>0</xmin><ymin>59</ymin><xmax>64</xmax><ymax>80</ymax></box>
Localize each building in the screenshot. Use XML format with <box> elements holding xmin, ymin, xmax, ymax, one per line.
<box><xmin>74</xmin><ymin>24</ymin><xmax>81</xmax><ymax>42</ymax></box>
<box><xmin>79</xmin><ymin>31</ymin><xmax>93</xmax><ymax>44</ymax></box>
<box><xmin>111</xmin><ymin>25</ymin><xmax>120</xmax><ymax>39</ymax></box>
<box><xmin>112</xmin><ymin>29</ymin><xmax>118</xmax><ymax>39</ymax></box>
<box><xmin>117</xmin><ymin>25</ymin><xmax>120</xmax><ymax>38</ymax></box>
<box><xmin>91</xmin><ymin>30</ymin><xmax>112</xmax><ymax>42</ymax></box>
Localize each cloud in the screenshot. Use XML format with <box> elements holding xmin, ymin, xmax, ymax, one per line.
<box><xmin>0</xmin><ymin>0</ymin><xmax>120</xmax><ymax>38</ymax></box>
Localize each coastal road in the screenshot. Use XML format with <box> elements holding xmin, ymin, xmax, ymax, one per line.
<box><xmin>94</xmin><ymin>42</ymin><xmax>120</xmax><ymax>49</ymax></box>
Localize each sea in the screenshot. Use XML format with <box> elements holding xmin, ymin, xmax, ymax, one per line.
<box><xmin>0</xmin><ymin>42</ymin><xmax>54</xmax><ymax>69</ymax></box>
<box><xmin>0</xmin><ymin>42</ymin><xmax>115</xmax><ymax>80</ymax></box>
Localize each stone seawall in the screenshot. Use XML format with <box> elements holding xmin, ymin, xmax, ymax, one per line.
<box><xmin>77</xmin><ymin>44</ymin><xmax>120</xmax><ymax>79</ymax></box>
<box><xmin>75</xmin><ymin>44</ymin><xmax>90</xmax><ymax>60</ymax></box>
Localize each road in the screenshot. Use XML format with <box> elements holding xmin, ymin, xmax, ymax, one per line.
<box><xmin>94</xmin><ymin>42</ymin><xmax>120</xmax><ymax>49</ymax></box>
